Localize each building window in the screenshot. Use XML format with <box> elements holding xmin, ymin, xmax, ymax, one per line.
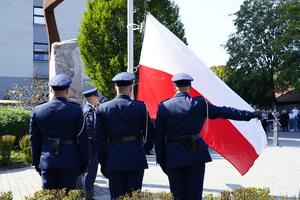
<box><xmin>33</xmin><ymin>7</ymin><xmax>45</xmax><ymax>24</ymax></box>
<box><xmin>34</xmin><ymin>43</ymin><xmax>48</xmax><ymax>61</ymax></box>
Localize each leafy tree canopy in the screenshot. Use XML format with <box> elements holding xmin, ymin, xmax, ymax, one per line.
<box><xmin>78</xmin><ymin>0</ymin><xmax>187</xmax><ymax>98</ymax></box>
<box><xmin>274</xmin><ymin>0</ymin><xmax>300</xmax><ymax>93</ymax></box>
<box><xmin>224</xmin><ymin>0</ymin><xmax>300</xmax><ymax>106</ymax></box>
<box><xmin>210</xmin><ymin>65</ymin><xmax>233</xmax><ymax>84</ymax></box>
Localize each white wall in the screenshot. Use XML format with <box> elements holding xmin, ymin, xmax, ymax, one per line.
<box><xmin>0</xmin><ymin>1</ymin><xmax>90</xmax><ymax>99</ymax></box>
<box><xmin>0</xmin><ymin>1</ymin><xmax>34</xmax><ymax>77</ymax></box>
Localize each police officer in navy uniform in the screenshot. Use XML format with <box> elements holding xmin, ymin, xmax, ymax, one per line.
<box><xmin>29</xmin><ymin>74</ymin><xmax>90</xmax><ymax>191</ymax></box>
<box><xmin>82</xmin><ymin>88</ymin><xmax>100</xmax><ymax>200</ymax></box>
<box><xmin>154</xmin><ymin>73</ymin><xmax>262</xmax><ymax>200</ymax></box>
<box><xmin>95</xmin><ymin>72</ymin><xmax>153</xmax><ymax>199</ymax></box>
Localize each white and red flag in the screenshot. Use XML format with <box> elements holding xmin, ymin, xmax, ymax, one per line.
<box><xmin>137</xmin><ymin>13</ymin><xmax>267</xmax><ymax>175</ymax></box>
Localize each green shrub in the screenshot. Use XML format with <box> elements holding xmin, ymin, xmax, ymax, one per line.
<box><xmin>19</xmin><ymin>135</ymin><xmax>32</xmax><ymax>163</ymax></box>
<box><xmin>0</xmin><ymin>191</ymin><xmax>13</xmax><ymax>200</ymax></box>
<box><xmin>25</xmin><ymin>189</ymin><xmax>83</xmax><ymax>200</ymax></box>
<box><xmin>204</xmin><ymin>187</ymin><xmax>300</xmax><ymax>200</ymax></box>
<box><xmin>117</xmin><ymin>190</ymin><xmax>174</xmax><ymax>200</ymax></box>
<box><xmin>0</xmin><ymin>107</ymin><xmax>32</xmax><ymax>142</ymax></box>
<box><xmin>0</xmin><ymin>135</ymin><xmax>16</xmax><ymax>166</ymax></box>
<box><xmin>20</xmin><ymin>188</ymin><xmax>300</xmax><ymax>200</ymax></box>
<box><xmin>231</xmin><ymin>187</ymin><xmax>272</xmax><ymax>199</ymax></box>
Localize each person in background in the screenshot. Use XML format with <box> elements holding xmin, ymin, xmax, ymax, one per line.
<box><xmin>262</xmin><ymin>110</ymin><xmax>268</xmax><ymax>132</ymax></box>
<box><xmin>268</xmin><ymin>109</ymin><xmax>275</xmax><ymax>131</ymax></box>
<box><xmin>292</xmin><ymin>105</ymin><xmax>299</xmax><ymax>131</ymax></box>
<box><xmin>289</xmin><ymin>110</ymin><xmax>295</xmax><ymax>131</ymax></box>
<box><xmin>30</xmin><ymin>74</ymin><xmax>89</xmax><ymax>191</ymax></box>
<box><xmin>82</xmin><ymin>88</ymin><xmax>101</xmax><ymax>200</ymax></box>
<box><xmin>280</xmin><ymin>109</ymin><xmax>289</xmax><ymax>131</ymax></box>
<box><xmin>154</xmin><ymin>73</ymin><xmax>262</xmax><ymax>200</ymax></box>
<box><xmin>95</xmin><ymin>72</ymin><xmax>153</xmax><ymax>199</ymax></box>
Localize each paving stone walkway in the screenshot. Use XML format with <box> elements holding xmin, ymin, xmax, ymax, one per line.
<box><xmin>1</xmin><ymin>131</ymin><xmax>299</xmax><ymax>199</ymax></box>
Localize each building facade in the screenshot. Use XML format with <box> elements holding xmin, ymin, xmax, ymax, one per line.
<box><xmin>0</xmin><ymin>0</ymin><xmax>90</xmax><ymax>99</ymax></box>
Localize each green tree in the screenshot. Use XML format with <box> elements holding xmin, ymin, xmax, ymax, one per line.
<box><xmin>274</xmin><ymin>0</ymin><xmax>300</xmax><ymax>93</ymax></box>
<box><xmin>223</xmin><ymin>0</ymin><xmax>300</xmax><ymax>106</ymax></box>
<box><xmin>78</xmin><ymin>0</ymin><xmax>187</xmax><ymax>98</ymax></box>
<box><xmin>210</xmin><ymin>65</ymin><xmax>234</xmax><ymax>83</ymax></box>
<box><xmin>224</xmin><ymin>0</ymin><xmax>284</xmax><ymax>106</ymax></box>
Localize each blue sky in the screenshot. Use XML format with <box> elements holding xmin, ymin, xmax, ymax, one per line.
<box><xmin>172</xmin><ymin>0</ymin><xmax>245</xmax><ymax>67</ymax></box>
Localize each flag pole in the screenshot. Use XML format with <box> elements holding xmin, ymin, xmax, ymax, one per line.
<box><xmin>127</xmin><ymin>0</ymin><xmax>133</xmax><ymax>73</ymax></box>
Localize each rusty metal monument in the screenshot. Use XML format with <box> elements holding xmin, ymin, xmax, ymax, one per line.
<box><xmin>43</xmin><ymin>0</ymin><xmax>84</xmax><ymax>104</ymax></box>
<box><xmin>43</xmin><ymin>0</ymin><xmax>63</xmax><ymax>55</ymax></box>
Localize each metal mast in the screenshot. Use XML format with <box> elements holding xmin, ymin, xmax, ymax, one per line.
<box><xmin>127</xmin><ymin>0</ymin><xmax>134</xmax><ymax>73</ymax></box>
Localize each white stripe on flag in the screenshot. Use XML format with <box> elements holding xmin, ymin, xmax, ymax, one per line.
<box><xmin>138</xmin><ymin>13</ymin><xmax>267</xmax><ymax>175</ymax></box>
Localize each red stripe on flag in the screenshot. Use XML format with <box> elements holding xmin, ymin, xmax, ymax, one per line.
<box><xmin>137</xmin><ymin>65</ymin><xmax>259</xmax><ymax>175</ymax></box>
<box><xmin>137</xmin><ymin>64</ymin><xmax>174</xmax><ymax>118</ymax></box>
<box><xmin>137</xmin><ymin>65</ymin><xmax>201</xmax><ymax>118</ymax></box>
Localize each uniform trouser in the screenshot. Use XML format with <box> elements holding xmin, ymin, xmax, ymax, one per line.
<box><xmin>82</xmin><ymin>150</ymin><xmax>98</xmax><ymax>191</ymax></box>
<box><xmin>167</xmin><ymin>164</ymin><xmax>205</xmax><ymax>200</ymax></box>
<box><xmin>41</xmin><ymin>167</ymin><xmax>80</xmax><ymax>191</ymax></box>
<box><xmin>144</xmin><ymin>138</ymin><xmax>154</xmax><ymax>154</ymax></box>
<box><xmin>108</xmin><ymin>169</ymin><xmax>144</xmax><ymax>200</ymax></box>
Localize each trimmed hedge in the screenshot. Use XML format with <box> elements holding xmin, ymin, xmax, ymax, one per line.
<box><xmin>2</xmin><ymin>188</ymin><xmax>300</xmax><ymax>200</ymax></box>
<box><xmin>24</xmin><ymin>189</ymin><xmax>82</xmax><ymax>200</ymax></box>
<box><xmin>204</xmin><ymin>187</ymin><xmax>300</xmax><ymax>200</ymax></box>
<box><xmin>117</xmin><ymin>190</ymin><xmax>174</xmax><ymax>199</ymax></box>
<box><xmin>0</xmin><ymin>107</ymin><xmax>32</xmax><ymax>142</ymax></box>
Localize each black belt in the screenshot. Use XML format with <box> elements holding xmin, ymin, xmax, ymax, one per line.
<box><xmin>109</xmin><ymin>136</ymin><xmax>140</xmax><ymax>144</ymax></box>
<box><xmin>43</xmin><ymin>139</ymin><xmax>77</xmax><ymax>145</ymax></box>
<box><xmin>167</xmin><ymin>134</ymin><xmax>201</xmax><ymax>143</ymax></box>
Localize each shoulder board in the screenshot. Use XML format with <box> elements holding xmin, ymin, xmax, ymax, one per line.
<box><xmin>160</xmin><ymin>98</ymin><xmax>170</xmax><ymax>103</ymax></box>
<box><xmin>192</xmin><ymin>96</ymin><xmax>205</xmax><ymax>100</ymax></box>
<box><xmin>37</xmin><ymin>101</ymin><xmax>48</xmax><ymax>105</ymax></box>
<box><xmin>192</xmin><ymin>96</ymin><xmax>207</xmax><ymax>102</ymax></box>
<box><xmin>101</xmin><ymin>99</ymin><xmax>112</xmax><ymax>103</ymax></box>
<box><xmin>134</xmin><ymin>100</ymin><xmax>145</xmax><ymax>103</ymax></box>
<box><xmin>69</xmin><ymin>101</ymin><xmax>81</xmax><ymax>106</ymax></box>
<box><xmin>193</xmin><ymin>96</ymin><xmax>203</xmax><ymax>98</ymax></box>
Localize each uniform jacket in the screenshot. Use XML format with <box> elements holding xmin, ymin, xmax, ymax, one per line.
<box><xmin>95</xmin><ymin>94</ymin><xmax>153</xmax><ymax>171</ymax></box>
<box><xmin>30</xmin><ymin>96</ymin><xmax>90</xmax><ymax>169</ymax></box>
<box><xmin>83</xmin><ymin>103</ymin><xmax>96</xmax><ymax>140</ymax></box>
<box><xmin>155</xmin><ymin>92</ymin><xmax>254</xmax><ymax>168</ymax></box>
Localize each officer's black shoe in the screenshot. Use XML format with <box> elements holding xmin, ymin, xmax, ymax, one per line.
<box><xmin>83</xmin><ymin>190</ymin><xmax>94</xmax><ymax>200</ymax></box>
